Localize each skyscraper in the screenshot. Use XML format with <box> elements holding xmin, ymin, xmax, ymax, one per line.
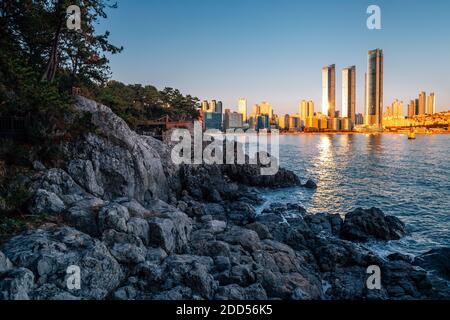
<box><xmin>259</xmin><ymin>101</ymin><xmax>273</xmax><ymax>118</ymax></box>
<box><xmin>418</xmin><ymin>92</ymin><xmax>426</xmax><ymax>115</ymax></box>
<box><xmin>428</xmin><ymin>93</ymin><xmax>436</xmax><ymax>115</ymax></box>
<box><xmin>298</xmin><ymin>100</ymin><xmax>314</xmax><ymax>121</ymax></box>
<box><xmin>215</xmin><ymin>101</ymin><xmax>223</xmax><ymax>114</ymax></box>
<box><xmin>408</xmin><ymin>100</ymin><xmax>415</xmax><ymax>118</ymax></box>
<box><xmin>201</xmin><ymin>100</ymin><xmax>209</xmax><ymax>112</ymax></box>
<box><xmin>342</xmin><ymin>66</ymin><xmax>356</xmax><ymax>123</ymax></box>
<box><xmin>208</xmin><ymin>100</ymin><xmax>217</xmax><ymax>113</ymax></box>
<box><xmin>238</xmin><ymin>98</ymin><xmax>247</xmax><ymax>122</ymax></box>
<box><xmin>364</xmin><ymin>49</ymin><xmax>383</xmax><ymax>128</ymax></box>
<box><xmin>322</xmin><ymin>64</ymin><xmax>336</xmax><ymax>118</ymax></box>
<box><xmin>299</xmin><ymin>100</ymin><xmax>308</xmax><ymax>121</ymax></box>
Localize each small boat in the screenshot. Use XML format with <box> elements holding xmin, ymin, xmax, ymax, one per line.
<box><xmin>407</xmin><ymin>129</ymin><xmax>416</xmax><ymax>140</ymax></box>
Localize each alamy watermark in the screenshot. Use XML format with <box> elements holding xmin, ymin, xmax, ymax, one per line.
<box><xmin>367</xmin><ymin>5</ymin><xmax>381</xmax><ymax>30</ymax></box>
<box><xmin>366</xmin><ymin>265</ymin><xmax>381</xmax><ymax>290</ymax></box>
<box><xmin>170</xmin><ymin>122</ymin><xmax>280</xmax><ymax>176</ymax></box>
<box><xmin>66</xmin><ymin>265</ymin><xmax>81</xmax><ymax>290</ymax></box>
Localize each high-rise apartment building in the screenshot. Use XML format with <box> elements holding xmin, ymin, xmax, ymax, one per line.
<box><xmin>299</xmin><ymin>100</ymin><xmax>315</xmax><ymax>121</ymax></box>
<box><xmin>208</xmin><ymin>100</ymin><xmax>217</xmax><ymax>113</ymax></box>
<box><xmin>201</xmin><ymin>100</ymin><xmax>209</xmax><ymax>112</ymax></box>
<box><xmin>418</xmin><ymin>92</ymin><xmax>426</xmax><ymax>115</ymax></box>
<box><xmin>342</xmin><ymin>66</ymin><xmax>356</xmax><ymax>123</ymax></box>
<box><xmin>428</xmin><ymin>93</ymin><xmax>436</xmax><ymax>115</ymax></box>
<box><xmin>215</xmin><ymin>101</ymin><xmax>223</xmax><ymax>114</ymax></box>
<box><xmin>259</xmin><ymin>101</ymin><xmax>273</xmax><ymax>118</ymax></box>
<box><xmin>322</xmin><ymin>64</ymin><xmax>336</xmax><ymax>117</ymax></box>
<box><xmin>238</xmin><ymin>98</ymin><xmax>247</xmax><ymax>122</ymax></box>
<box><xmin>408</xmin><ymin>100</ymin><xmax>416</xmax><ymax>118</ymax></box>
<box><xmin>364</xmin><ymin>49</ymin><xmax>383</xmax><ymax>128</ymax></box>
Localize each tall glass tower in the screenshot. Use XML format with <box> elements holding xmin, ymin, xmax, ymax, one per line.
<box><xmin>342</xmin><ymin>66</ymin><xmax>356</xmax><ymax>123</ymax></box>
<box><xmin>364</xmin><ymin>49</ymin><xmax>383</xmax><ymax>128</ymax></box>
<box><xmin>322</xmin><ymin>64</ymin><xmax>336</xmax><ymax>118</ymax></box>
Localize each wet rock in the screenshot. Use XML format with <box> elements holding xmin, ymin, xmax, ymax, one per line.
<box><xmin>303</xmin><ymin>179</ymin><xmax>317</xmax><ymax>189</ymax></box>
<box><xmin>413</xmin><ymin>247</ymin><xmax>450</xmax><ymax>281</ymax></box>
<box><xmin>225</xmin><ymin>202</ymin><xmax>256</xmax><ymax>226</ymax></box>
<box><xmin>340</xmin><ymin>207</ymin><xmax>406</xmax><ymax>242</ymax></box>
<box><xmin>304</xmin><ymin>213</ymin><xmax>343</xmax><ymax>236</ymax></box>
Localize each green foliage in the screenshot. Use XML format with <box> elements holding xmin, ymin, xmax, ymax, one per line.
<box><xmin>0</xmin><ymin>213</ymin><xmax>59</xmax><ymax>244</ymax></box>
<box><xmin>96</xmin><ymin>81</ymin><xmax>200</xmax><ymax>128</ymax></box>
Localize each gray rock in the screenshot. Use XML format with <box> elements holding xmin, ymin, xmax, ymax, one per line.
<box><xmin>68</xmin><ymin>159</ymin><xmax>104</xmax><ymax>197</ymax></box>
<box><xmin>340</xmin><ymin>207</ymin><xmax>406</xmax><ymax>242</ymax></box>
<box><xmin>413</xmin><ymin>247</ymin><xmax>450</xmax><ymax>281</ymax></box>
<box><xmin>161</xmin><ymin>255</ymin><xmax>218</xmax><ymax>299</ymax></box>
<box><xmin>29</xmin><ymin>189</ymin><xmax>65</xmax><ymax>215</ymax></box>
<box><xmin>73</xmin><ymin>96</ymin><xmax>169</xmax><ymax>203</ymax></box>
<box><xmin>36</xmin><ymin>168</ymin><xmax>87</xmax><ymax>206</ymax></box>
<box><xmin>0</xmin><ymin>268</ymin><xmax>35</xmax><ymax>300</ymax></box>
<box><xmin>146</xmin><ymin>200</ymin><xmax>192</xmax><ymax>254</ymax></box>
<box><xmin>303</xmin><ymin>179</ymin><xmax>317</xmax><ymax>189</ymax></box>
<box><xmin>63</xmin><ymin>204</ymin><xmax>100</xmax><ymax>236</ymax></box>
<box><xmin>220</xmin><ymin>226</ymin><xmax>261</xmax><ymax>253</ymax></box>
<box><xmin>2</xmin><ymin>227</ymin><xmax>124</xmax><ymax>300</ymax></box>
<box><xmin>0</xmin><ymin>251</ymin><xmax>13</xmax><ymax>272</ymax></box>
<box><xmin>127</xmin><ymin>217</ymin><xmax>150</xmax><ymax>245</ymax></box>
<box><xmin>98</xmin><ymin>202</ymin><xmax>130</xmax><ymax>233</ymax></box>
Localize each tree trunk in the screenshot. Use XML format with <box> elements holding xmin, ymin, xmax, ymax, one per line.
<box><xmin>41</xmin><ymin>2</ymin><xmax>64</xmax><ymax>82</ymax></box>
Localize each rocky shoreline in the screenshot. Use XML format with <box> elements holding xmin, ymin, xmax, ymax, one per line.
<box><xmin>0</xmin><ymin>96</ymin><xmax>449</xmax><ymax>300</ymax></box>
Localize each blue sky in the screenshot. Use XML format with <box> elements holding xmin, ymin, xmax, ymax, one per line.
<box><xmin>101</xmin><ymin>0</ymin><xmax>450</xmax><ymax>115</ymax></box>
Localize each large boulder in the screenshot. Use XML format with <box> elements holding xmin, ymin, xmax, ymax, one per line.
<box><xmin>413</xmin><ymin>247</ymin><xmax>450</xmax><ymax>281</ymax></box>
<box><xmin>145</xmin><ymin>200</ymin><xmax>192</xmax><ymax>254</ymax></box>
<box><xmin>340</xmin><ymin>207</ymin><xmax>406</xmax><ymax>242</ymax></box>
<box><xmin>72</xmin><ymin>96</ymin><xmax>169</xmax><ymax>204</ymax></box>
<box><xmin>1</xmin><ymin>227</ymin><xmax>124</xmax><ymax>300</ymax></box>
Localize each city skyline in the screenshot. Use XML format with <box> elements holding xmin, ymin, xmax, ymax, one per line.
<box><xmin>103</xmin><ymin>0</ymin><xmax>450</xmax><ymax>114</ymax></box>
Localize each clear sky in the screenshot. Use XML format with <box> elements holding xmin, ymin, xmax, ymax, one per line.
<box><xmin>102</xmin><ymin>0</ymin><xmax>450</xmax><ymax>115</ymax></box>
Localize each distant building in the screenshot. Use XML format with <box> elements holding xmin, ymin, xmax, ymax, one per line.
<box><xmin>299</xmin><ymin>100</ymin><xmax>315</xmax><ymax>122</ymax></box>
<box><xmin>418</xmin><ymin>92</ymin><xmax>426</xmax><ymax>115</ymax></box>
<box><xmin>223</xmin><ymin>111</ymin><xmax>243</xmax><ymax>130</ymax></box>
<box><xmin>238</xmin><ymin>98</ymin><xmax>247</xmax><ymax>122</ymax></box>
<box><xmin>201</xmin><ymin>100</ymin><xmax>209</xmax><ymax>112</ymax></box>
<box><xmin>322</xmin><ymin>64</ymin><xmax>336</xmax><ymax>118</ymax></box>
<box><xmin>364</xmin><ymin>49</ymin><xmax>383</xmax><ymax>128</ymax></box>
<box><xmin>355</xmin><ymin>113</ymin><xmax>364</xmax><ymax>125</ymax></box>
<box><xmin>259</xmin><ymin>101</ymin><xmax>273</xmax><ymax>118</ymax></box>
<box><xmin>215</xmin><ymin>101</ymin><xmax>223</xmax><ymax>114</ymax></box>
<box><xmin>428</xmin><ymin>93</ymin><xmax>436</xmax><ymax>115</ymax></box>
<box><xmin>203</xmin><ymin>112</ymin><xmax>222</xmax><ymax>130</ymax></box>
<box><xmin>288</xmin><ymin>116</ymin><xmax>301</xmax><ymax>131</ymax></box>
<box><xmin>342</xmin><ymin>66</ymin><xmax>356</xmax><ymax>123</ymax></box>
<box><xmin>278</xmin><ymin>114</ymin><xmax>290</xmax><ymax>130</ymax></box>
<box><xmin>408</xmin><ymin>100</ymin><xmax>415</xmax><ymax>118</ymax></box>
<box><xmin>257</xmin><ymin>114</ymin><xmax>270</xmax><ymax>130</ymax></box>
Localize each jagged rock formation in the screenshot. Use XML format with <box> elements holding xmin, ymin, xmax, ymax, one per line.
<box><xmin>1</xmin><ymin>96</ymin><xmax>449</xmax><ymax>300</ymax></box>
